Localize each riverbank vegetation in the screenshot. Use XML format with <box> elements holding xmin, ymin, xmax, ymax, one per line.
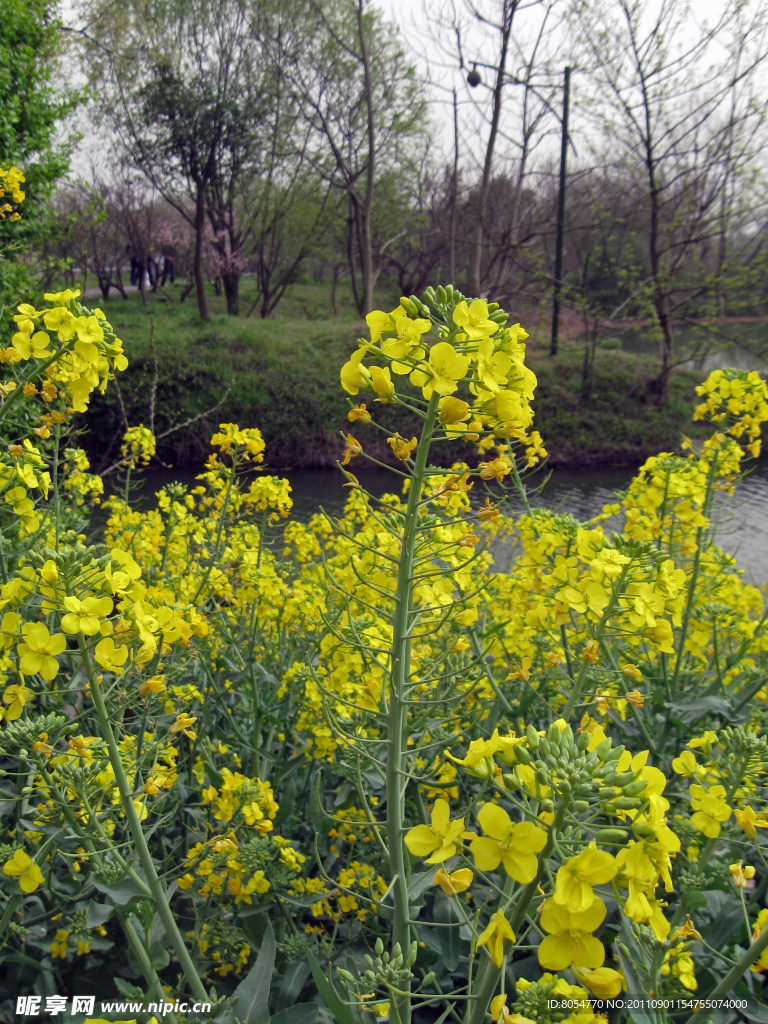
<box><xmin>78</xmin><ymin>284</ymin><xmax>711</xmax><ymax>472</ymax></box>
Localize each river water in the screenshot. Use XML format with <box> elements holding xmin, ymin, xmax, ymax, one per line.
<box><xmin>130</xmin><ymin>462</ymin><xmax>768</xmax><ymax>585</ymax></box>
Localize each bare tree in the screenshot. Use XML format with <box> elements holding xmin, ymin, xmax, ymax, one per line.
<box><xmin>573</xmin><ymin>0</ymin><xmax>768</xmax><ymax>401</ymax></box>
<box><xmin>419</xmin><ymin>0</ymin><xmax>567</xmax><ymax>299</ymax></box>
<box><xmin>289</xmin><ymin>0</ymin><xmax>427</xmax><ymax>315</ymax></box>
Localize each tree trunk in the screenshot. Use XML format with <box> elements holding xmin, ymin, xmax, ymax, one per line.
<box><xmin>347</xmin><ymin>197</ymin><xmax>361</xmax><ymax>313</ymax></box>
<box><xmin>357</xmin><ymin>0</ymin><xmax>375</xmax><ymax>315</ymax></box>
<box><xmin>194</xmin><ymin>181</ymin><xmax>210</xmax><ymax>322</ymax></box>
<box><xmin>468</xmin><ymin>0</ymin><xmax>515</xmax><ymax>297</ymax></box>
<box><xmin>222</xmin><ymin>270</ymin><xmax>240</xmax><ymax>316</ymax></box>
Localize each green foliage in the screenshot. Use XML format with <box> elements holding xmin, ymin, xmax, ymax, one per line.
<box><xmin>0</xmin><ymin>0</ymin><xmax>76</xmax><ymax>212</ymax></box>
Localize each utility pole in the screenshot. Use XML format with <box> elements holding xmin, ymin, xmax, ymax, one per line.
<box><xmin>449</xmin><ymin>88</ymin><xmax>459</xmax><ymax>283</ymax></box>
<box><xmin>550</xmin><ymin>66</ymin><xmax>570</xmax><ymax>356</ymax></box>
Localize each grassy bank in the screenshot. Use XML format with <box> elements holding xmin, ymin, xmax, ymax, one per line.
<box><xmin>78</xmin><ymin>281</ymin><xmax>711</xmax><ymax>472</ymax></box>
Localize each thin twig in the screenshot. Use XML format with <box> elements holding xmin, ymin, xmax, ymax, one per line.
<box><xmin>99</xmin><ymin>383</ymin><xmax>232</xmax><ymax>477</ymax></box>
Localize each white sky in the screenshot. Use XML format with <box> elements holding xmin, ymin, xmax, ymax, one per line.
<box><xmin>63</xmin><ymin>0</ymin><xmax>768</xmax><ymax>180</ymax></box>
<box><xmin>376</xmin><ymin>0</ymin><xmax>764</xmax><ymax>172</ymax></box>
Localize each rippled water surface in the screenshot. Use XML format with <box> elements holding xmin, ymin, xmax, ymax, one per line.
<box><xmin>132</xmin><ymin>461</ymin><xmax>768</xmax><ymax>583</ymax></box>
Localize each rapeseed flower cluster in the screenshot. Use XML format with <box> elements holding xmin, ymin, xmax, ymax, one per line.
<box><xmin>2</xmin><ymin>282</ymin><xmax>768</xmax><ymax>1021</ymax></box>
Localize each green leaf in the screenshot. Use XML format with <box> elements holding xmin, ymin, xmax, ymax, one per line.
<box><xmin>114</xmin><ymin>978</ymin><xmax>144</xmax><ymax>999</ymax></box>
<box><xmin>734</xmin><ymin>984</ymin><xmax>768</xmax><ymax>1023</ymax></box>
<box><xmin>307</xmin><ymin>949</ymin><xmax>354</xmax><ymax>1024</ymax></box>
<box><xmin>92</xmin><ymin>874</ymin><xmax>150</xmax><ymax>907</ymax></box>
<box><xmin>271</xmin><ymin>1005</ymin><xmax>318</xmax><ymax>1024</ymax></box>
<box><xmin>432</xmin><ymin>894</ymin><xmax>461</xmax><ymax>972</ymax></box>
<box><xmin>616</xmin><ymin>920</ymin><xmax>654</xmax><ymax>1024</ymax></box>
<box><xmin>231</xmin><ymin>920</ymin><xmax>275</xmax><ymax>1024</ymax></box>
<box><xmin>407</xmin><ymin>871</ymin><xmax>435</xmax><ymax>902</ymax></box>
<box><xmin>150</xmin><ymin>941</ymin><xmax>170</xmax><ymax>970</ymax></box>
<box><xmin>86</xmin><ymin>901</ymin><xmax>114</xmax><ymax>928</ymax></box>
<box><xmin>274</xmin><ymin>960</ymin><xmax>312</xmax><ymax>1013</ymax></box>
<box><xmin>273</xmin><ymin>776</ymin><xmax>297</xmax><ymax>827</ymax></box>
<box><xmin>681</xmin><ymin>889</ymin><xmax>708</xmax><ymax>911</ymax></box>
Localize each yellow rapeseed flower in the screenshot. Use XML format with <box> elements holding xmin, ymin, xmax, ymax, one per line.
<box><xmin>476</xmin><ymin>909</ymin><xmax>515</xmax><ymax>967</ymax></box>
<box><xmin>470</xmin><ymin>804</ymin><xmax>546</xmax><ymax>883</ymax></box>
<box><xmin>3</xmin><ymin>849</ymin><xmax>45</xmax><ymax>893</ymax></box>
<box><xmin>17</xmin><ymin>622</ymin><xmax>66</xmax><ymax>680</ymax></box>
<box><xmin>538</xmin><ymin>896</ymin><xmax>606</xmax><ymax>971</ymax></box>
<box><xmin>689</xmin><ymin>784</ymin><xmax>732</xmax><ymax>838</ymax></box>
<box><xmin>554</xmin><ymin>842</ymin><xmax>617</xmax><ymax>912</ymax></box>
<box><xmin>409</xmin><ymin>342</ymin><xmax>469</xmax><ymax>399</ymax></box>
<box><xmin>452</xmin><ymin>299</ymin><xmax>498</xmax><ymax>340</ymax></box>
<box><xmin>404</xmin><ymin>799</ymin><xmax>464</xmax><ymax>864</ymax></box>
<box><xmin>735</xmin><ymin>805</ymin><xmax>768</xmax><ymax>840</ymax></box>
<box><xmin>433</xmin><ymin>867</ymin><xmax>473</xmax><ymax>897</ymax></box>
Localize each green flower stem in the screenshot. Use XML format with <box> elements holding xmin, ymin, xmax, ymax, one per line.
<box><xmin>685</xmin><ymin>922</ymin><xmax>768</xmax><ymax>1019</ymax></box>
<box><xmin>0</xmin><ymin>893</ymin><xmax>21</xmax><ymax>944</ymax></box>
<box><xmin>53</xmin><ymin>422</ymin><xmax>61</xmax><ymax>551</ymax></box>
<box><xmin>192</xmin><ymin>448</ymin><xmax>239</xmax><ymax>605</ymax></box>
<box><xmin>118</xmin><ymin>910</ymin><xmax>180</xmax><ymax>1024</ymax></box>
<box><xmin>466</xmin><ymin>803</ymin><xmax>567</xmax><ymax>1024</ymax></box>
<box><xmin>387</xmin><ymin>390</ymin><xmax>439</xmax><ymax>1024</ymax></box>
<box><xmin>670</xmin><ymin>451</ymin><xmax>719</xmax><ymax>696</ymax></box>
<box><xmin>561</xmin><ymin>565</ymin><xmax>630</xmax><ymax>720</ymax></box>
<box><xmin>509</xmin><ymin>453</ymin><xmax>533</xmax><ymax>517</ymax></box>
<box><xmin>35</xmin><ymin>761</ymin><xmax>174</xmax><ymax>1008</ymax></box>
<box><xmin>82</xmin><ymin>639</ymin><xmax>209</xmax><ymax>1002</ymax></box>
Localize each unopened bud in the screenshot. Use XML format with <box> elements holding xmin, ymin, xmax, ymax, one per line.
<box><xmin>503</xmin><ymin>774</ymin><xmax>521</xmax><ymax>791</ymax></box>
<box><xmin>436</xmin><ymin>286</ymin><xmax>447</xmax><ymax>304</ymax></box>
<box><xmin>597</xmin><ymin>828</ymin><xmax>629</xmax><ymax>844</ymax></box>
<box><xmin>594</xmin><ymin>739</ymin><xmax>612</xmax><ymax>760</ymax></box>
<box><xmin>515</xmin><ymin>745</ymin><xmax>531</xmax><ymax>766</ymax></box>
<box><xmin>613</xmin><ymin>796</ymin><xmax>642</xmax><ymax>810</ymax></box>
<box><xmin>623</xmin><ymin>779</ymin><xmax>648</xmax><ymax>798</ymax></box>
<box><xmin>547</xmin><ymin>723</ymin><xmax>563</xmax><ymax>747</ymax></box>
<box><xmin>577</xmin><ymin>731</ymin><xmax>591</xmax><ymax>751</ymax></box>
<box><xmin>526</xmin><ymin>725</ymin><xmax>540</xmax><ymax>749</ymax></box>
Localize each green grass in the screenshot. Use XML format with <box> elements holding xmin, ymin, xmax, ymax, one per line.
<box><xmin>78</xmin><ymin>280</ymin><xmax>711</xmax><ymax>471</ymax></box>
